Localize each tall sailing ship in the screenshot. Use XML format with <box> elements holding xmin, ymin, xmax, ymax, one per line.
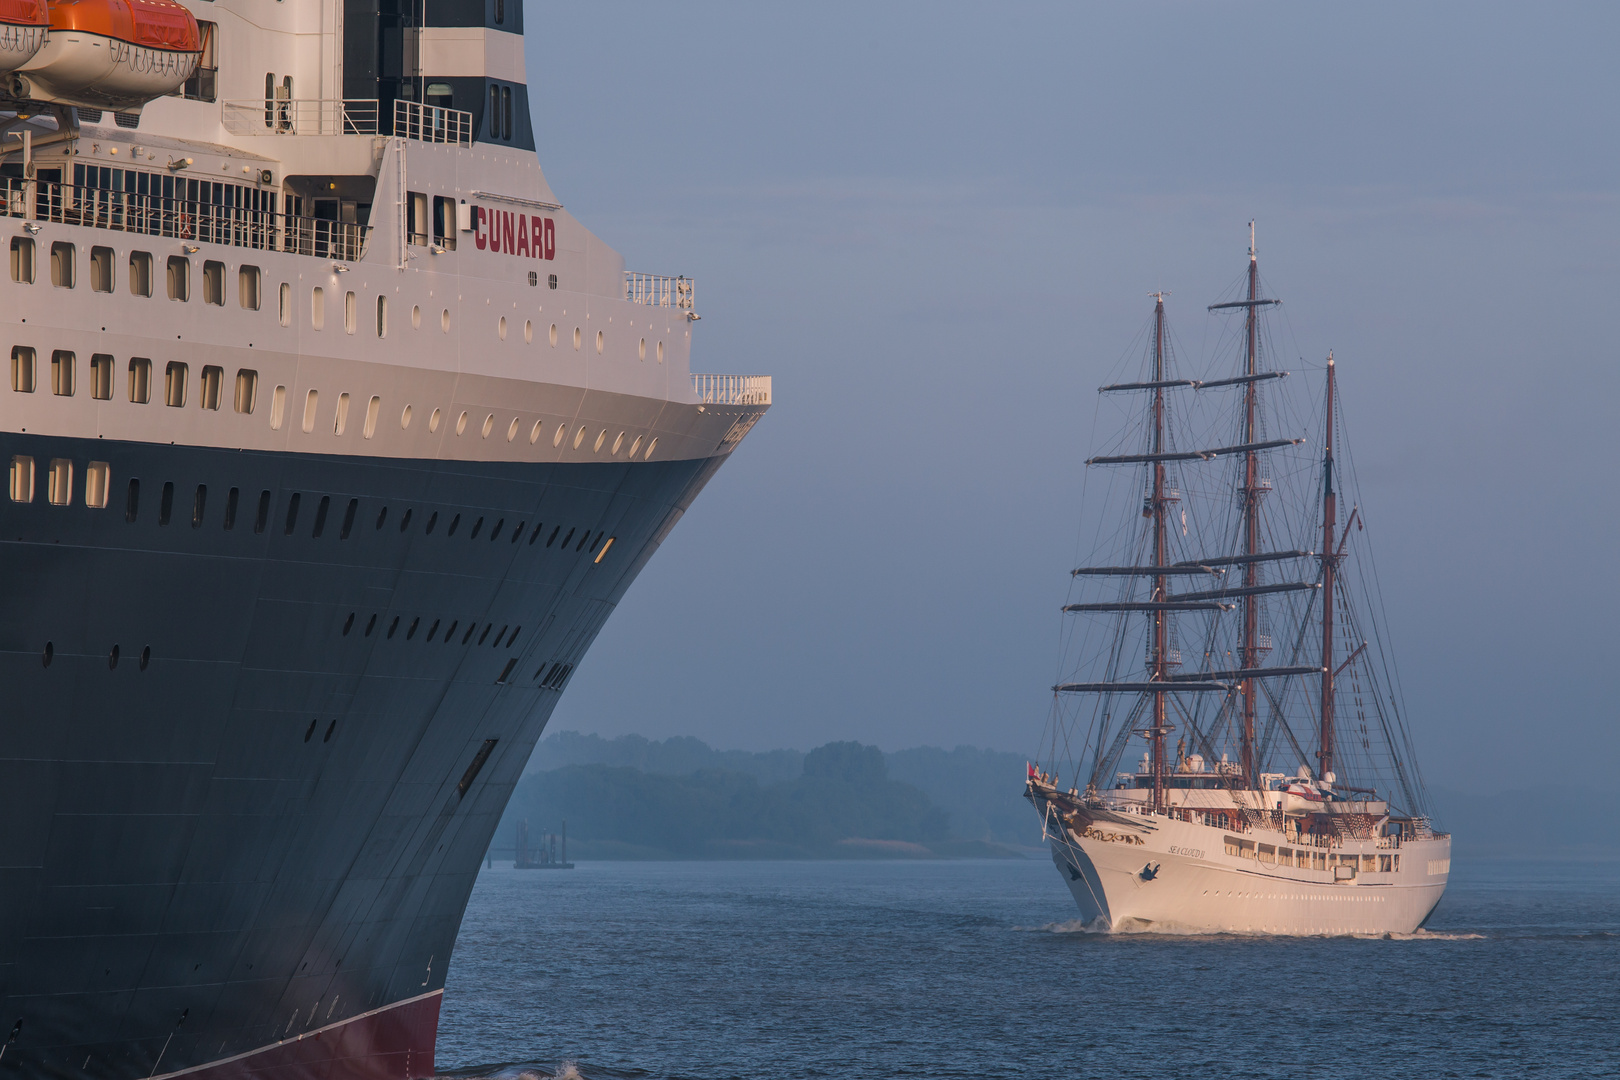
<box><xmin>1026</xmin><ymin>233</ymin><xmax>1448</xmax><ymax>935</ymax></box>
<box><xmin>0</xmin><ymin>1</ymin><xmax>768</xmax><ymax>1078</ymax></box>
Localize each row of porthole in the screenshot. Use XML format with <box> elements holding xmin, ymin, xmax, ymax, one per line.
<box><xmin>342</xmin><ymin>612</ymin><xmax>522</xmax><ymax>649</ymax></box>
<box><xmin>7</xmin><ymin>459</ymin><xmax>617</xmax><ymax>566</ymax></box>
<box><xmin>41</xmin><ymin>641</ymin><xmax>151</xmax><ymax>669</ymax></box>
<box><xmin>267</xmin><ymin>385</ymin><xmax>660</xmax><ymax>460</ymax></box>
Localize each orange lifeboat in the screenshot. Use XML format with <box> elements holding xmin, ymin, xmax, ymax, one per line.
<box><xmin>0</xmin><ymin>0</ymin><xmax>48</xmax><ymax>76</ymax></box>
<box><xmin>12</xmin><ymin>0</ymin><xmax>200</xmax><ymax>110</ymax></box>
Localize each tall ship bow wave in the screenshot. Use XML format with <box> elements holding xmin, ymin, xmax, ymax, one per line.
<box><xmin>0</xmin><ymin>1</ymin><xmax>769</xmax><ymax>1077</ymax></box>
<box><xmin>1027</xmin><ymin>234</ymin><xmax>1448</xmax><ymax>935</ymax></box>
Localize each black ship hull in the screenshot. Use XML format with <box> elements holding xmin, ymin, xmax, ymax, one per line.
<box><xmin>0</xmin><ymin>432</ymin><xmax>724</xmax><ymax>1080</ymax></box>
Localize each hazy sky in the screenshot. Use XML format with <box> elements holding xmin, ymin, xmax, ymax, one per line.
<box><xmin>525</xmin><ymin>2</ymin><xmax>1618</xmax><ymax>793</ymax></box>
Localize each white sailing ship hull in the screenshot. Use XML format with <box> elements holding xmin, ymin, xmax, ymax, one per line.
<box><xmin>1047</xmin><ymin>814</ymin><xmax>1450</xmax><ymax>935</ymax></box>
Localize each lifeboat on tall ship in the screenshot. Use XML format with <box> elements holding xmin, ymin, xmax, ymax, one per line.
<box><xmin>11</xmin><ymin>0</ymin><xmax>199</xmax><ymax>110</ymax></box>
<box><xmin>0</xmin><ymin>0</ymin><xmax>47</xmax><ymax>76</ymax></box>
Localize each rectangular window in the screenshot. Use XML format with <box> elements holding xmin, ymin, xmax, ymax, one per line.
<box><xmin>85</xmin><ymin>461</ymin><xmax>109</xmax><ymax>508</ymax></box>
<box><xmin>407</xmin><ymin>191</ymin><xmax>428</xmax><ymax>246</ymax></box>
<box><xmin>90</xmin><ymin>354</ymin><xmax>113</xmax><ymax>400</ymax></box>
<box><xmin>343</xmin><ymin>291</ymin><xmax>356</xmax><ymax>334</ymax></box>
<box><xmin>202</xmin><ymin>260</ymin><xmax>225</xmax><ymax>305</ymax></box>
<box><xmin>11</xmin><ymin>346</ymin><xmax>35</xmax><ymax>392</ymax></box>
<box><xmin>191</xmin><ymin>484</ymin><xmax>206</xmax><ymax>527</ymax></box>
<box><xmin>502</xmin><ymin>85</ymin><xmax>512</xmax><ymax>141</ymax></box>
<box><xmin>223</xmin><ymin>486</ymin><xmax>238</xmax><ymax>529</ymax></box>
<box><xmin>50</xmin><ymin>350</ymin><xmax>73</xmax><ymax>396</ymax></box>
<box><xmin>47</xmin><ymin>458</ymin><xmax>71</xmax><ymax>506</ymax></box>
<box><xmin>362</xmin><ymin>394</ymin><xmax>380</xmax><ymax>438</ymax></box>
<box><xmin>278</xmin><ymin>281</ymin><xmax>290</xmax><ymax>325</ymax></box>
<box><xmin>9</xmin><ymin>455</ymin><xmax>33</xmax><ymax>502</ymax></box>
<box><xmin>489</xmin><ymin>84</ymin><xmax>501</xmax><ymax>139</ymax></box>
<box><xmin>50</xmin><ymin>242</ymin><xmax>74</xmax><ymax>288</ymax></box>
<box><xmin>301</xmin><ymin>388</ymin><xmax>318</xmax><ymax>432</ymax></box>
<box><xmin>375</xmin><ymin>294</ymin><xmax>387</xmax><ymax>337</ymax></box>
<box><xmin>159</xmin><ymin>480</ymin><xmax>173</xmax><ymax>525</ymax></box>
<box><xmin>333</xmin><ymin>391</ymin><xmax>349</xmax><ymax>435</ymax></box>
<box><xmin>128</xmin><ymin>357</ymin><xmax>152</xmax><ymax>403</ymax></box>
<box><xmin>270</xmin><ymin>383</ymin><xmax>286</xmax><ymax>429</ymax></box>
<box><xmin>129</xmin><ymin>251</ymin><xmax>153</xmax><ymax>297</ymax></box>
<box><xmin>164</xmin><ymin>361</ymin><xmax>188</xmax><ymax>407</ymax></box>
<box><xmin>234</xmin><ymin>368</ymin><xmax>257</xmax><ymax>413</ymax></box>
<box><xmin>125</xmin><ymin>477</ymin><xmax>139</xmax><ymax>521</ymax></box>
<box><xmin>433</xmin><ymin>196</ymin><xmax>457</xmax><ymax>250</ymax></box>
<box><xmin>182</xmin><ymin>21</ymin><xmax>218</xmax><ymax>101</ymax></box>
<box><xmin>10</xmin><ymin>237</ymin><xmax>33</xmax><ymax>283</ymax></box>
<box><xmin>311</xmin><ymin>286</ymin><xmax>324</xmax><ymax>329</ymax></box>
<box><xmin>239</xmin><ymin>265</ymin><xmax>261</xmax><ymax>309</ymax></box>
<box><xmin>90</xmin><ymin>246</ymin><xmax>114</xmax><ymax>292</ymax></box>
<box><xmin>199</xmin><ymin>364</ymin><xmax>223</xmax><ymax>410</ymax></box>
<box><xmin>167</xmin><ymin>256</ymin><xmax>189</xmax><ymax>301</ymax></box>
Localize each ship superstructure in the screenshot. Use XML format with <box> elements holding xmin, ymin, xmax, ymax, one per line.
<box><xmin>1027</xmin><ymin>233</ymin><xmax>1447</xmax><ymax>935</ymax></box>
<box><xmin>0</xmin><ymin>2</ymin><xmax>768</xmax><ymax>1079</ymax></box>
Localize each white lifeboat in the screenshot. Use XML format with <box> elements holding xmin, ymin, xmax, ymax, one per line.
<box><xmin>0</xmin><ymin>0</ymin><xmax>48</xmax><ymax>75</ymax></box>
<box><xmin>12</xmin><ymin>0</ymin><xmax>199</xmax><ymax>110</ymax></box>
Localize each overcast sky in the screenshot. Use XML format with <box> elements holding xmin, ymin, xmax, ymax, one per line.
<box><xmin>524</xmin><ymin>2</ymin><xmax>1618</xmax><ymax>794</ymax></box>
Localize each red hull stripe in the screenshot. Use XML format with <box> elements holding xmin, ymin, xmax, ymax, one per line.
<box><xmin>151</xmin><ymin>990</ymin><xmax>441</xmax><ymax>1080</ymax></box>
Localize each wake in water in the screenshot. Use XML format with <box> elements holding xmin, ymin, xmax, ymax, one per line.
<box><xmin>441</xmin><ymin>1062</ymin><xmax>638</xmax><ymax>1080</ymax></box>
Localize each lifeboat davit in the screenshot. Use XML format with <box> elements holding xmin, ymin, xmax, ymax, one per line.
<box><xmin>12</xmin><ymin>0</ymin><xmax>199</xmax><ymax>110</ymax></box>
<box><xmin>0</xmin><ymin>0</ymin><xmax>48</xmax><ymax>76</ymax></box>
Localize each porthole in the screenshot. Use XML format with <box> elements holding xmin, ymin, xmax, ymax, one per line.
<box><xmin>323</xmin><ymin>719</ymin><xmax>336</xmax><ymax>743</ymax></box>
<box><xmin>456</xmin><ymin>411</ymin><xmax>468</xmax><ymax>435</ymax></box>
<box><xmin>42</xmin><ymin>641</ymin><xmax>52</xmax><ymax>667</ymax></box>
<box><xmin>639</xmin><ymin>338</ymin><xmax>646</xmax><ymax>360</ymax></box>
<box><xmin>510</xmin><ymin>520</ymin><xmax>524</xmax><ymax>544</ymax></box>
<box><xmin>524</xmin><ymin>320</ymin><xmax>533</xmax><ymax>343</ymax></box>
<box><xmin>426</xmin><ymin>618</ymin><xmax>440</xmax><ymax>640</ymax></box>
<box><xmin>304</xmin><ymin>719</ymin><xmax>316</xmax><ymax>742</ymax></box>
<box><xmin>657</xmin><ymin>341</ymin><xmax>664</xmax><ymax>363</ymax></box>
<box><xmin>443</xmin><ymin>619</ymin><xmax>458</xmax><ymax>642</ymax></box>
<box><xmin>573</xmin><ymin>327</ymin><xmax>581</xmax><ymax>350</ymax></box>
<box><xmin>507</xmin><ymin>417</ymin><xmax>520</xmax><ymax>442</ymax></box>
<box><xmin>498</xmin><ymin>316</ymin><xmax>507</xmax><ymax>340</ymax></box>
<box><xmin>364</xmin><ymin>614</ymin><xmax>377</xmax><ymax>636</ymax></box>
<box><xmin>406</xmin><ymin>617</ymin><xmax>420</xmax><ymax>640</ymax></box>
<box><xmin>611</xmin><ymin>432</ymin><xmax>624</xmax><ymax>455</ymax></box>
<box><xmin>140</xmin><ymin>645</ymin><xmax>150</xmax><ymax>670</ymax></box>
<box><xmin>375</xmin><ymin>506</ymin><xmax>388</xmax><ymax>529</ymax></box>
<box><xmin>429</xmin><ymin>408</ymin><xmax>442</xmax><ymax>433</ymax></box>
<box><xmin>628</xmin><ymin>435</ymin><xmax>642</xmax><ymax>458</ymax></box>
<box><xmin>310</xmin><ymin>496</ymin><xmax>330</xmax><ymax>538</ymax></box>
<box><xmin>425</xmin><ymin>511</ymin><xmax>438</xmax><ymax>534</ymax></box>
<box><xmin>490</xmin><ymin>518</ymin><xmax>504</xmax><ymax>541</ymax></box>
<box><xmin>342</xmin><ymin>612</ymin><xmax>355</xmax><ymax>636</ymax></box>
<box><xmin>462</xmin><ymin>623</ymin><xmax>476</xmax><ymax>645</ymax></box>
<box><xmin>549</xmin><ymin>323</ymin><xmax>558</xmax><ymax>347</ymax></box>
<box><xmin>548</xmin><ymin>525</ymin><xmax>562</xmax><ymax>548</ymax></box>
<box><xmin>108</xmin><ymin>644</ymin><xmax>119</xmax><ymax>670</ymax></box>
<box><xmin>398</xmin><ymin>405</ymin><xmax>414</xmax><ymax>431</ymax></box>
<box><xmin>447</xmin><ymin>513</ymin><xmax>461</xmax><ymax>536</ymax></box>
<box><xmin>480</xmin><ymin>413</ymin><xmax>494</xmax><ymax>438</ymax></box>
<box><xmin>595</xmin><ymin>330</ymin><xmax>604</xmax><ymax>354</ymax></box>
<box><xmin>491</xmin><ymin>625</ymin><xmax>507</xmax><ymax>648</ymax></box>
<box><xmin>469</xmin><ymin>516</ymin><xmax>483</xmax><ymax>538</ymax></box>
<box><xmin>572</xmin><ymin>426</ymin><xmax>586</xmax><ymax>450</ymax></box>
<box><xmin>398</xmin><ymin>508</ymin><xmax>413</xmax><ymax>531</ymax></box>
<box><xmin>645</xmin><ymin>437</ymin><xmax>658</xmax><ymax>459</ymax></box>
<box><xmin>478</xmin><ymin>624</ymin><xmax>492</xmax><ymax>645</ymax></box>
<box><xmin>411</xmin><ymin>304</ymin><xmax>421</xmax><ymax>329</ymax></box>
<box><xmin>441</xmin><ymin>308</ymin><xmax>450</xmax><ymax>332</ymax></box>
<box><xmin>530</xmin><ymin>419</ymin><xmax>543</xmax><ymax>444</ymax></box>
<box><xmin>553</xmin><ymin>425</ymin><xmax>566</xmax><ymax>447</ymax></box>
<box><xmin>593</xmin><ymin>429</ymin><xmax>607</xmax><ymax>453</ymax></box>
<box><xmin>529</xmin><ymin>521</ymin><xmax>544</xmax><ymax>544</ymax></box>
<box><xmin>387</xmin><ymin>616</ymin><xmax>399</xmax><ymax>639</ymax></box>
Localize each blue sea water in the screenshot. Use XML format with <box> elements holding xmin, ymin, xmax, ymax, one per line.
<box><xmin>437</xmin><ymin>857</ymin><xmax>1619</xmax><ymax>1080</ymax></box>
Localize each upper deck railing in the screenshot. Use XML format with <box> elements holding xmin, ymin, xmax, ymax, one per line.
<box><xmin>2</xmin><ymin>179</ymin><xmax>370</xmax><ymax>262</ymax></box>
<box><xmin>221</xmin><ymin>99</ymin><xmax>474</xmax><ymax>146</ymax></box>
<box><xmin>691</xmin><ymin>374</ymin><xmax>771</xmax><ymax>406</ymax></box>
<box><xmin>626</xmin><ymin>272</ymin><xmax>694</xmax><ymax>309</ymax></box>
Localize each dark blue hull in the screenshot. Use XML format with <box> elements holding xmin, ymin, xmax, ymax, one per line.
<box><xmin>0</xmin><ymin>432</ymin><xmax>725</xmax><ymax>1080</ymax></box>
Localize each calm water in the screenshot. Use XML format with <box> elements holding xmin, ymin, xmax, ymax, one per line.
<box><xmin>438</xmin><ymin>857</ymin><xmax>1619</xmax><ymax>1079</ymax></box>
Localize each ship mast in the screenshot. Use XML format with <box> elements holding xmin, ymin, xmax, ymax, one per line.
<box><xmin>1149</xmin><ymin>292</ymin><xmax>1171</xmax><ymax>814</ymax></box>
<box><xmin>1238</xmin><ymin>224</ymin><xmax>1262</xmax><ymax>789</ymax></box>
<box><xmin>1319</xmin><ymin>354</ymin><xmax>1338</xmax><ymax>778</ymax></box>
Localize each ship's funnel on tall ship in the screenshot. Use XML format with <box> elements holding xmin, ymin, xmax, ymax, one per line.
<box><xmin>9</xmin><ymin>0</ymin><xmax>199</xmax><ymax>109</ymax></box>
<box><xmin>0</xmin><ymin>0</ymin><xmax>48</xmax><ymax>76</ymax></box>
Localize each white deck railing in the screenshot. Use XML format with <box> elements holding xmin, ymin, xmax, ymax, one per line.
<box><xmin>626</xmin><ymin>272</ymin><xmax>694</xmax><ymax>309</ymax></box>
<box><xmin>691</xmin><ymin>374</ymin><xmax>771</xmax><ymax>406</ymax></box>
<box><xmin>221</xmin><ymin>99</ymin><xmax>473</xmax><ymax>146</ymax></box>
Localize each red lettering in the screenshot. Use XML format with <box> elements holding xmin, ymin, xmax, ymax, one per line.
<box><xmin>529</xmin><ymin>216</ymin><xmax>542</xmax><ymax>259</ymax></box>
<box><xmin>516</xmin><ymin>213</ymin><xmax>530</xmax><ymax>257</ymax></box>
<box><xmin>542</xmin><ymin>217</ymin><xmax>555</xmax><ymax>260</ymax></box>
<box><xmin>501</xmin><ymin>211</ymin><xmax>514</xmax><ymax>255</ymax></box>
<box><xmin>474</xmin><ymin>206</ymin><xmax>487</xmax><ymax>250</ymax></box>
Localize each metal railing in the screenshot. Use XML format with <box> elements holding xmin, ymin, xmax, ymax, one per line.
<box><xmin>393</xmin><ymin>100</ymin><xmax>473</xmax><ymax>146</ymax></box>
<box><xmin>691</xmin><ymin>374</ymin><xmax>771</xmax><ymax>406</ymax></box>
<box><xmin>3</xmin><ymin>179</ymin><xmax>370</xmax><ymax>262</ymax></box>
<box><xmin>220</xmin><ymin>99</ymin><xmax>473</xmax><ymax>146</ymax></box>
<box><xmin>626</xmin><ymin>272</ymin><xmax>694</xmax><ymax>309</ymax></box>
<box><xmin>222</xmin><ymin>98</ymin><xmax>380</xmax><ymax>136</ymax></box>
